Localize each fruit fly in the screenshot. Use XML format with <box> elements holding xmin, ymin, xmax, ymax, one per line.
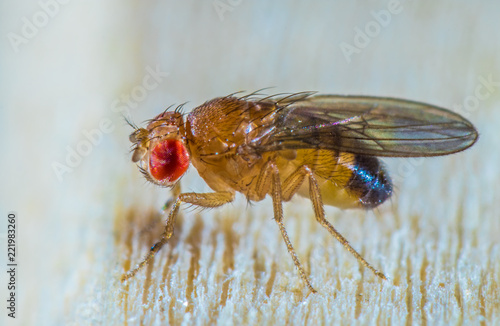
<box><xmin>121</xmin><ymin>91</ymin><xmax>478</xmax><ymax>293</ymax></box>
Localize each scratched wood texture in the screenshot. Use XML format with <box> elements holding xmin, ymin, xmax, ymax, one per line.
<box><xmin>2</xmin><ymin>1</ymin><xmax>499</xmax><ymax>325</ymax></box>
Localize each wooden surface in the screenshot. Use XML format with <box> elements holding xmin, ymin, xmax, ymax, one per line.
<box><xmin>2</xmin><ymin>1</ymin><xmax>499</xmax><ymax>325</ymax></box>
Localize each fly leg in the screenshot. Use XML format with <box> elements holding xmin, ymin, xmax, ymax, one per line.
<box><xmin>255</xmin><ymin>160</ymin><xmax>317</xmax><ymax>293</ymax></box>
<box><xmin>162</xmin><ymin>182</ymin><xmax>181</xmax><ymax>212</ymax></box>
<box><xmin>121</xmin><ymin>191</ymin><xmax>234</xmax><ymax>281</ymax></box>
<box><xmin>139</xmin><ymin>183</ymin><xmax>182</xmax><ymax>237</ymax></box>
<box><xmin>281</xmin><ymin>166</ymin><xmax>387</xmax><ymax>282</ymax></box>
<box><xmin>301</xmin><ymin>166</ymin><xmax>387</xmax><ymax>280</ymax></box>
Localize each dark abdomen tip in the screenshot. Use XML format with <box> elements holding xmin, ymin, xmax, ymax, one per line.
<box><xmin>346</xmin><ymin>155</ymin><xmax>392</xmax><ymax>209</ymax></box>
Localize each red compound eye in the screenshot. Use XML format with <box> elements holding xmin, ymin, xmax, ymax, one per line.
<box><xmin>149</xmin><ymin>139</ymin><xmax>189</xmax><ymax>183</ymax></box>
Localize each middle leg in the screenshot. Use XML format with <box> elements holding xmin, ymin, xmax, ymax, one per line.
<box><xmin>255</xmin><ymin>160</ymin><xmax>317</xmax><ymax>293</ymax></box>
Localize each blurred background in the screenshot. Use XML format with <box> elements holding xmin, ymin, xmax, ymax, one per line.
<box><xmin>1</xmin><ymin>0</ymin><xmax>498</xmax><ymax>324</ymax></box>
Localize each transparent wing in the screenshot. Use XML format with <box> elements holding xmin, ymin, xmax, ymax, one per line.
<box><xmin>253</xmin><ymin>95</ymin><xmax>478</xmax><ymax>157</ymax></box>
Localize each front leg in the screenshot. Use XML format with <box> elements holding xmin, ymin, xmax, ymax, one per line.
<box><xmin>121</xmin><ymin>191</ymin><xmax>234</xmax><ymax>281</ymax></box>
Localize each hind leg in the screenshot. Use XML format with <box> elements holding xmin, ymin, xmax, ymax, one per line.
<box><xmin>281</xmin><ymin>165</ymin><xmax>387</xmax><ymax>280</ymax></box>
